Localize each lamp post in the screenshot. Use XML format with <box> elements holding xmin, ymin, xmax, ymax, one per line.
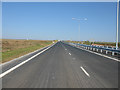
<box><xmin>116</xmin><ymin>0</ymin><xmax>119</xmax><ymax>50</ymax></box>
<box><xmin>72</xmin><ymin>18</ymin><xmax>87</xmax><ymax>42</ymax></box>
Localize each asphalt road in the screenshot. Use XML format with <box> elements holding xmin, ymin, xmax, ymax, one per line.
<box><xmin>2</xmin><ymin>42</ymin><xmax>118</xmax><ymax>88</ymax></box>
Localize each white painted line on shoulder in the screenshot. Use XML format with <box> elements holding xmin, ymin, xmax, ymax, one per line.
<box><xmin>1</xmin><ymin>44</ymin><xmax>52</xmax><ymax>67</ymax></box>
<box><xmin>80</xmin><ymin>66</ymin><xmax>90</xmax><ymax>77</ymax></box>
<box><xmin>0</xmin><ymin>43</ymin><xmax>56</xmax><ymax>78</ymax></box>
<box><xmin>69</xmin><ymin>53</ymin><xmax>71</xmax><ymax>55</ymax></box>
<box><xmin>68</xmin><ymin>44</ymin><xmax>120</xmax><ymax>62</ymax></box>
<box><xmin>79</xmin><ymin>47</ymin><xmax>120</xmax><ymax>62</ymax></box>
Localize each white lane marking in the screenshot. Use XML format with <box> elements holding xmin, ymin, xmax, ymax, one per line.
<box><xmin>60</xmin><ymin>43</ymin><xmax>68</xmax><ymax>51</ymax></box>
<box><xmin>1</xmin><ymin>44</ymin><xmax>52</xmax><ymax>67</ymax></box>
<box><xmin>78</xmin><ymin>47</ymin><xmax>120</xmax><ymax>62</ymax></box>
<box><xmin>45</xmin><ymin>73</ymin><xmax>49</xmax><ymax>88</ymax></box>
<box><xmin>0</xmin><ymin>44</ymin><xmax>56</xmax><ymax>78</ymax></box>
<box><xmin>70</xmin><ymin>45</ymin><xmax>120</xmax><ymax>62</ymax></box>
<box><xmin>51</xmin><ymin>72</ymin><xmax>55</xmax><ymax>80</ymax></box>
<box><xmin>69</xmin><ymin>53</ymin><xmax>71</xmax><ymax>55</ymax></box>
<box><xmin>80</xmin><ymin>66</ymin><xmax>90</xmax><ymax>77</ymax></box>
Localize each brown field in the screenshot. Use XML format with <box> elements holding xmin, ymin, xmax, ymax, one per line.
<box><xmin>66</xmin><ymin>40</ymin><xmax>120</xmax><ymax>47</ymax></box>
<box><xmin>2</xmin><ymin>39</ymin><xmax>53</xmax><ymax>63</ymax></box>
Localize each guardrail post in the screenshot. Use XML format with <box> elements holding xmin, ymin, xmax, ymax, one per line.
<box><xmin>91</xmin><ymin>47</ymin><xmax>92</xmax><ymax>50</ymax></box>
<box><xmin>93</xmin><ymin>48</ymin><xmax>95</xmax><ymax>51</ymax></box>
<box><xmin>97</xmin><ymin>49</ymin><xmax>98</xmax><ymax>52</ymax></box>
<box><xmin>112</xmin><ymin>52</ymin><xmax>114</xmax><ymax>56</ymax></box>
<box><xmin>101</xmin><ymin>49</ymin><xmax>102</xmax><ymax>53</ymax></box>
<box><xmin>106</xmin><ymin>51</ymin><xmax>108</xmax><ymax>54</ymax></box>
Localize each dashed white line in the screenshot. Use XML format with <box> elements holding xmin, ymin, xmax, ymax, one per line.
<box><xmin>65</xmin><ymin>49</ymin><xmax>67</xmax><ymax>50</ymax></box>
<box><xmin>69</xmin><ymin>44</ymin><xmax>119</xmax><ymax>62</ymax></box>
<box><xmin>0</xmin><ymin>43</ymin><xmax>56</xmax><ymax>78</ymax></box>
<box><xmin>80</xmin><ymin>66</ymin><xmax>90</xmax><ymax>77</ymax></box>
<box><xmin>69</xmin><ymin>53</ymin><xmax>71</xmax><ymax>55</ymax></box>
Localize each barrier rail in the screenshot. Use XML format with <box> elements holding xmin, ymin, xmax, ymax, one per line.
<box><xmin>68</xmin><ymin>42</ymin><xmax>120</xmax><ymax>57</ymax></box>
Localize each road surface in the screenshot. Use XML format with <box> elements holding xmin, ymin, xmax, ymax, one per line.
<box><xmin>2</xmin><ymin>42</ymin><xmax>118</xmax><ymax>88</ymax></box>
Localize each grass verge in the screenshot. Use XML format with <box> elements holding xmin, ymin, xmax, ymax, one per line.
<box><xmin>2</xmin><ymin>39</ymin><xmax>53</xmax><ymax>63</ymax></box>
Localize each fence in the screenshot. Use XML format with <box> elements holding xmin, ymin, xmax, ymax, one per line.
<box><xmin>68</xmin><ymin>42</ymin><xmax>120</xmax><ymax>59</ymax></box>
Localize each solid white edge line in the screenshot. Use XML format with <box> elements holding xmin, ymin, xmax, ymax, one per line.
<box><xmin>1</xmin><ymin>44</ymin><xmax>52</xmax><ymax>67</ymax></box>
<box><xmin>79</xmin><ymin>47</ymin><xmax>120</xmax><ymax>62</ymax></box>
<box><xmin>69</xmin><ymin>44</ymin><xmax>120</xmax><ymax>62</ymax></box>
<box><xmin>0</xmin><ymin>43</ymin><xmax>56</xmax><ymax>78</ymax></box>
<box><xmin>80</xmin><ymin>66</ymin><xmax>90</xmax><ymax>77</ymax></box>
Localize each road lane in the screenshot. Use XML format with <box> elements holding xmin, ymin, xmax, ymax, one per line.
<box><xmin>2</xmin><ymin>42</ymin><xmax>118</xmax><ymax>88</ymax></box>
<box><xmin>62</xmin><ymin>42</ymin><xmax>118</xmax><ymax>88</ymax></box>
<box><xmin>2</xmin><ymin>45</ymin><xmax>51</xmax><ymax>73</ymax></box>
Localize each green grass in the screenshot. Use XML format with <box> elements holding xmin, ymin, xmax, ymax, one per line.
<box><xmin>2</xmin><ymin>42</ymin><xmax>52</xmax><ymax>63</ymax></box>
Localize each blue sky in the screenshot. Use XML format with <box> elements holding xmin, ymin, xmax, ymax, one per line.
<box><xmin>2</xmin><ymin>2</ymin><xmax>119</xmax><ymax>42</ymax></box>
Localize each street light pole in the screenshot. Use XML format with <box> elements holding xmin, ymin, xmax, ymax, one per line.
<box><xmin>116</xmin><ymin>0</ymin><xmax>119</xmax><ymax>50</ymax></box>
<box><xmin>72</xmin><ymin>18</ymin><xmax>87</xmax><ymax>42</ymax></box>
<box><xmin>78</xmin><ymin>20</ymin><xmax>80</xmax><ymax>42</ymax></box>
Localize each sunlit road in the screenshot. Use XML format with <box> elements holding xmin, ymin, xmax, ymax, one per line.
<box><xmin>2</xmin><ymin>42</ymin><xmax>118</xmax><ymax>88</ymax></box>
